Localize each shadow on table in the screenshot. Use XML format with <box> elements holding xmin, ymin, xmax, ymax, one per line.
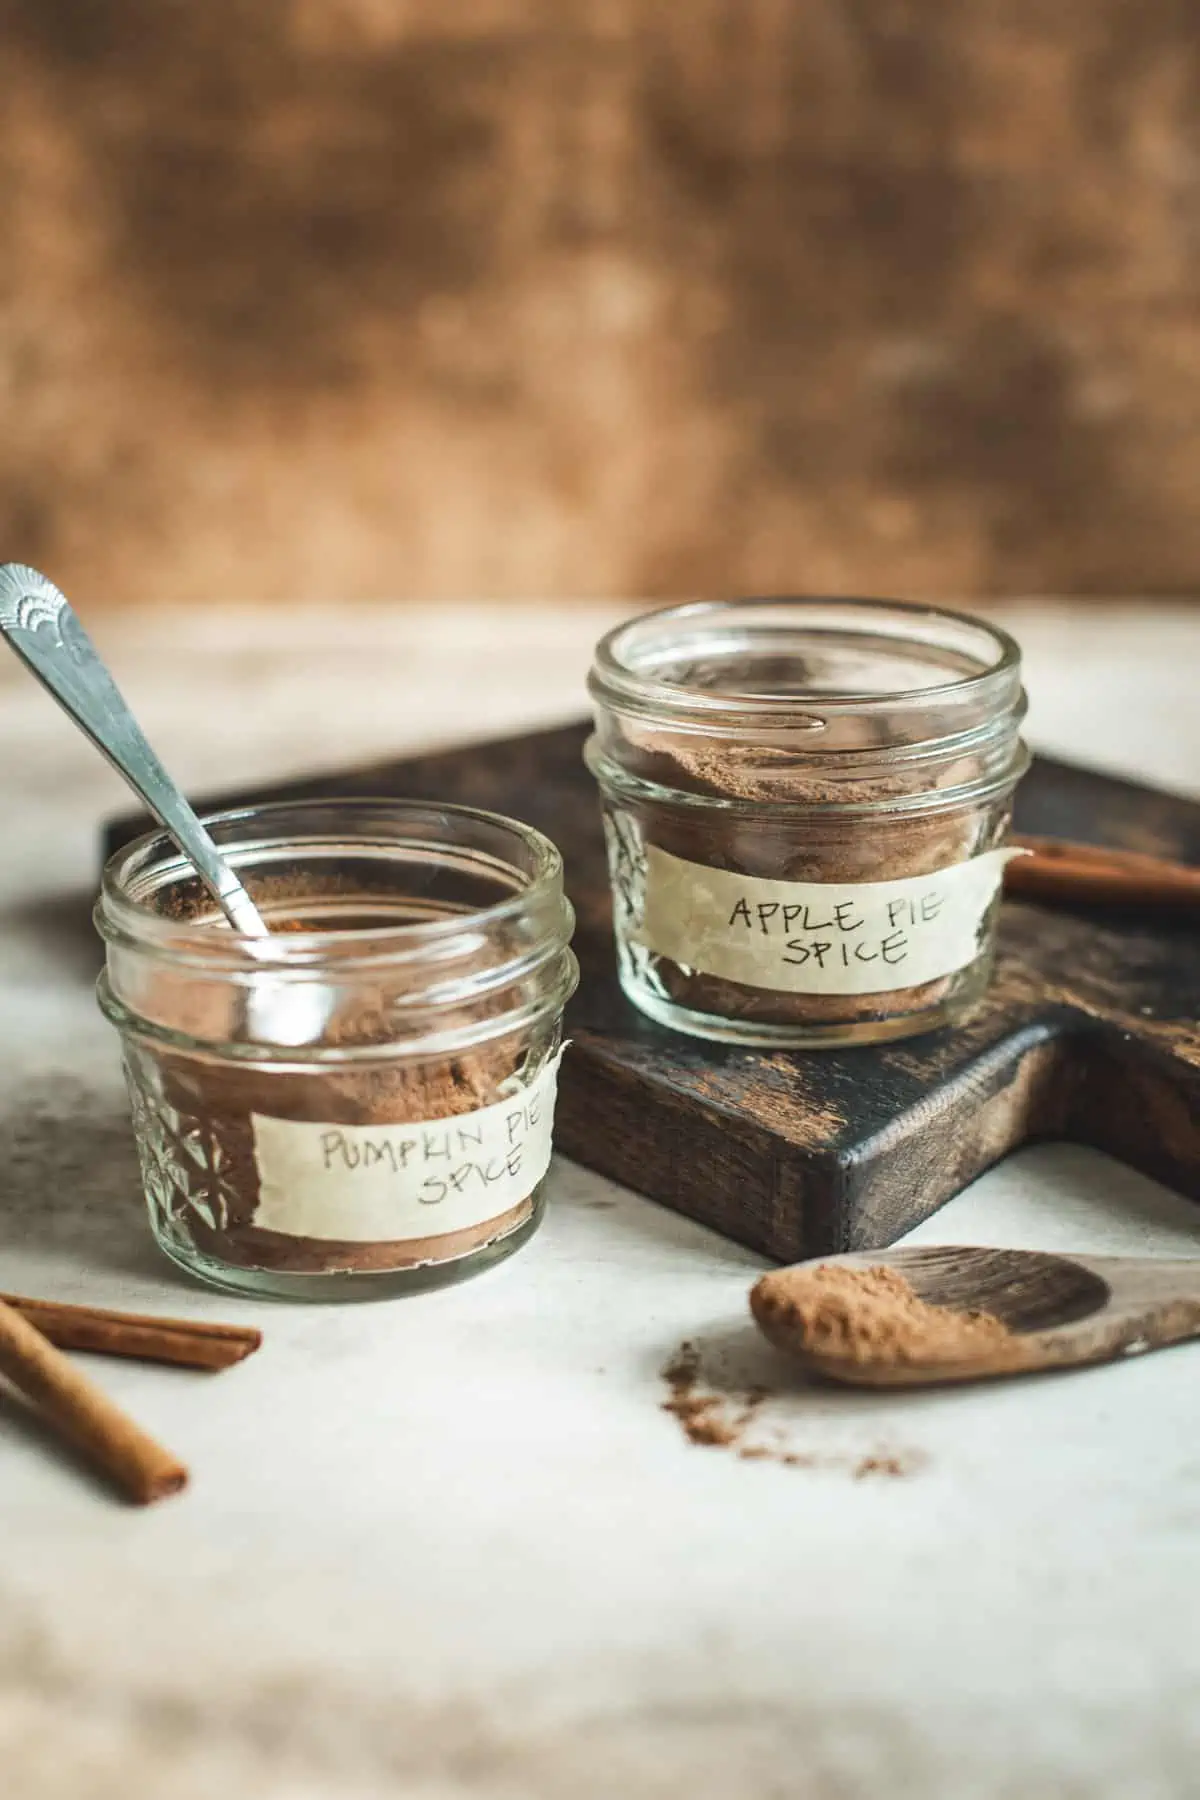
<box><xmin>3</xmin><ymin>886</ymin><xmax>104</xmax><ymax>985</ymax></box>
<box><xmin>0</xmin><ymin>1075</ymin><xmax>179</xmax><ymax>1288</ymax></box>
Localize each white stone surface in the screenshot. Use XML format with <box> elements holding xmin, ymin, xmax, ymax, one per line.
<box><xmin>0</xmin><ymin>600</ymin><xmax>1198</xmax><ymax>1800</ymax></box>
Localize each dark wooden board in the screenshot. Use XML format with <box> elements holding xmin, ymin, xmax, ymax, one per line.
<box><xmin>103</xmin><ymin>723</ymin><xmax>1200</xmax><ymax>1262</ymax></box>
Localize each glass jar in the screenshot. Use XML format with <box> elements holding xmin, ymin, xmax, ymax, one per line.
<box><xmin>586</xmin><ymin>598</ymin><xmax>1029</xmax><ymax>1048</ymax></box>
<box><xmin>96</xmin><ymin>799</ymin><xmax>578</xmax><ymax>1299</ymax></box>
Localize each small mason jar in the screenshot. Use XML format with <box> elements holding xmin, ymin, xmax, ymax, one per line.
<box><xmin>96</xmin><ymin>799</ymin><xmax>578</xmax><ymax>1299</ymax></box>
<box><xmin>586</xmin><ymin>598</ymin><xmax>1029</xmax><ymax>1048</ymax></box>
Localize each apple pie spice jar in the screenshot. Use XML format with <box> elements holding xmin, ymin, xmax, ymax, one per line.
<box><xmin>96</xmin><ymin>800</ymin><xmax>578</xmax><ymax>1299</ymax></box>
<box><xmin>586</xmin><ymin>598</ymin><xmax>1029</xmax><ymax>1048</ymax></box>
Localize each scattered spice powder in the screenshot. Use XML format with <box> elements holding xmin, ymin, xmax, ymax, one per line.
<box><xmin>750</xmin><ymin>1263</ymin><xmax>1021</xmax><ymax>1367</ymax></box>
<box><xmin>660</xmin><ymin>1341</ymin><xmax>765</xmax><ymax>1448</ymax></box>
<box><xmin>854</xmin><ymin>1454</ymin><xmax>911</xmax><ymax>1480</ymax></box>
<box><xmin>659</xmin><ymin>1338</ymin><xmax>921</xmax><ymax>1476</ymax></box>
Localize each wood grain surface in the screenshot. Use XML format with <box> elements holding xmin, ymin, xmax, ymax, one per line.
<box><xmin>104</xmin><ymin>721</ymin><xmax>1200</xmax><ymax>1262</ymax></box>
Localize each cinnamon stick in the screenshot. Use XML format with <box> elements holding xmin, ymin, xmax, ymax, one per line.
<box><xmin>0</xmin><ymin>1294</ymin><xmax>262</xmax><ymax>1371</ymax></box>
<box><xmin>1006</xmin><ymin>835</ymin><xmax>1200</xmax><ymax>910</ymax></box>
<box><xmin>0</xmin><ymin>1297</ymin><xmax>188</xmax><ymax>1505</ymax></box>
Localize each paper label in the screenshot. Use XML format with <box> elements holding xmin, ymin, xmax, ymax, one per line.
<box><xmin>635</xmin><ymin>847</ymin><xmax>1020</xmax><ymax>996</ymax></box>
<box><xmin>251</xmin><ymin>1051</ymin><xmax>565</xmax><ymax>1241</ymax></box>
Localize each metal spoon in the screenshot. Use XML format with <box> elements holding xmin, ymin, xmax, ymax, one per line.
<box><xmin>751</xmin><ymin>1245</ymin><xmax>1200</xmax><ymax>1386</ymax></box>
<box><xmin>0</xmin><ymin>563</ymin><xmax>268</xmax><ymax>936</ymax></box>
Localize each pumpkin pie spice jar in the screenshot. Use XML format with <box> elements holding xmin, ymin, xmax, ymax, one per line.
<box><xmin>586</xmin><ymin>598</ymin><xmax>1029</xmax><ymax>1048</ymax></box>
<box><xmin>97</xmin><ymin>799</ymin><xmax>578</xmax><ymax>1298</ymax></box>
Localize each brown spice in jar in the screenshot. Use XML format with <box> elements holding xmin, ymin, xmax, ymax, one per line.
<box><xmin>750</xmin><ymin>1263</ymin><xmax>1021</xmax><ymax>1367</ymax></box>
<box><xmin>137</xmin><ymin>889</ymin><xmax>547</xmax><ymax>1277</ymax></box>
<box><xmin>155</xmin><ymin>1039</ymin><xmax>535</xmax><ymax>1276</ymax></box>
<box><xmin>617</xmin><ymin>727</ymin><xmax>1010</xmax><ymax>1029</ymax></box>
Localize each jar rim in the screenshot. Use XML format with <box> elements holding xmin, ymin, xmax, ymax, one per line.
<box><xmin>97</xmin><ymin>795</ymin><xmax>569</xmax><ymax>969</ymax></box>
<box><xmin>590</xmin><ymin>596</ymin><xmax>1023</xmax><ymax>727</ymax></box>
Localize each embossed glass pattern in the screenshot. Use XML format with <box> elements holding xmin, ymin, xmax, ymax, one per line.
<box><xmin>586</xmin><ymin>598</ymin><xmax>1029</xmax><ymax>1048</ymax></box>
<box><xmin>97</xmin><ymin>800</ymin><xmax>578</xmax><ymax>1299</ymax></box>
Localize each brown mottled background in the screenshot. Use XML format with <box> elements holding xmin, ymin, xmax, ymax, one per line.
<box><xmin>3</xmin><ymin>1</ymin><xmax>1199</xmax><ymax>604</ymax></box>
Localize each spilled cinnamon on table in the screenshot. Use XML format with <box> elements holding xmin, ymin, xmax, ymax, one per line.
<box><xmin>659</xmin><ymin>1339</ymin><xmax>922</xmax><ymax>1477</ymax></box>
<box><xmin>661</xmin><ymin>1341</ymin><xmax>767</xmax><ymax>1449</ymax></box>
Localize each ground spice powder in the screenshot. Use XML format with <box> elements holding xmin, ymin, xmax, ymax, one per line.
<box><xmin>134</xmin><ymin>888</ymin><xmax>547</xmax><ymax>1277</ymax></box>
<box><xmin>659</xmin><ymin>1338</ymin><xmax>921</xmax><ymax>1476</ymax></box>
<box><xmin>613</xmin><ymin>727</ymin><xmax>1011</xmax><ymax>1033</ymax></box>
<box><xmin>750</xmin><ymin>1263</ymin><xmax>1019</xmax><ymax>1366</ymax></box>
<box><xmin>156</xmin><ymin>1036</ymin><xmax>535</xmax><ymax>1276</ymax></box>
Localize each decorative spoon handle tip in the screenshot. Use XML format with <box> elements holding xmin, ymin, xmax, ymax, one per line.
<box><xmin>0</xmin><ymin>563</ymin><xmax>268</xmax><ymax>937</ymax></box>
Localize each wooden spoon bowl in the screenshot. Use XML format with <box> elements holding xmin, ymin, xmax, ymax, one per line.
<box><xmin>751</xmin><ymin>1246</ymin><xmax>1200</xmax><ymax>1387</ymax></box>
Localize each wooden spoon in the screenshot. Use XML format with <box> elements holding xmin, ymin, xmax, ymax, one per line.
<box><xmin>751</xmin><ymin>1246</ymin><xmax>1200</xmax><ymax>1387</ymax></box>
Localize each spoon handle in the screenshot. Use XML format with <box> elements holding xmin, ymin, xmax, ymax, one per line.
<box><xmin>0</xmin><ymin>564</ymin><xmax>266</xmax><ymax>936</ymax></box>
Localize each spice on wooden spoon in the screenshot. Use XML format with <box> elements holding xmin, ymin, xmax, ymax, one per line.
<box><xmin>751</xmin><ymin>1246</ymin><xmax>1200</xmax><ymax>1387</ymax></box>
<box><xmin>0</xmin><ymin>1296</ymin><xmax>187</xmax><ymax>1503</ymax></box>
